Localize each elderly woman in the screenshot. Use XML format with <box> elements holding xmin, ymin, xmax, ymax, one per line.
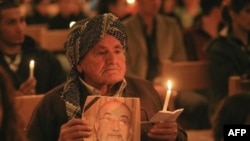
<box><xmin>26</xmin><ymin>13</ymin><xmax>187</xmax><ymax>141</ymax></box>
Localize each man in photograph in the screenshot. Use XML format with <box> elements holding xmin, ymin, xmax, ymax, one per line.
<box><xmin>94</xmin><ymin>100</ymin><xmax>133</xmax><ymax>141</ymax></box>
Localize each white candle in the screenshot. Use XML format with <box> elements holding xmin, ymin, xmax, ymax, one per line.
<box><xmin>162</xmin><ymin>80</ymin><xmax>172</xmax><ymax>111</ymax></box>
<box><xmin>29</xmin><ymin>60</ymin><xmax>35</xmax><ymax>78</ymax></box>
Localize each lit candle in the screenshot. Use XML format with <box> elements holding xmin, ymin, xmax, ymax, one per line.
<box><xmin>127</xmin><ymin>0</ymin><xmax>135</xmax><ymax>4</ymax></box>
<box><xmin>29</xmin><ymin>60</ymin><xmax>35</xmax><ymax>78</ymax></box>
<box><xmin>162</xmin><ymin>80</ymin><xmax>172</xmax><ymax>111</ymax></box>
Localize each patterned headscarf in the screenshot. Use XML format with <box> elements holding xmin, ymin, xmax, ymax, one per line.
<box><xmin>61</xmin><ymin>13</ymin><xmax>128</xmax><ymax>119</ymax></box>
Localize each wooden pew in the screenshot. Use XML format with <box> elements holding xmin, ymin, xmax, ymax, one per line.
<box><xmin>186</xmin><ymin>129</ymin><xmax>213</xmax><ymax>141</ymax></box>
<box><xmin>162</xmin><ymin>61</ymin><xmax>249</xmax><ymax>97</ymax></box>
<box><xmin>228</xmin><ymin>75</ymin><xmax>250</xmax><ymax>96</ymax></box>
<box><xmin>26</xmin><ymin>24</ymin><xmax>47</xmax><ymax>46</ymax></box>
<box><xmin>26</xmin><ymin>25</ymin><xmax>69</xmax><ymax>52</ymax></box>
<box><xmin>15</xmin><ymin>95</ymin><xmax>44</xmax><ymax>130</ymax></box>
<box><xmin>160</xmin><ymin>61</ymin><xmax>210</xmax><ymax>111</ymax></box>
<box><xmin>162</xmin><ymin>61</ymin><xmax>210</xmax><ymax>91</ymax></box>
<box><xmin>228</xmin><ymin>76</ymin><xmax>242</xmax><ymax>96</ymax></box>
<box><xmin>40</xmin><ymin>29</ymin><xmax>69</xmax><ymax>52</ymax></box>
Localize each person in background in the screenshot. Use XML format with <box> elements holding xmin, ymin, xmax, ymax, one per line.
<box><xmin>175</xmin><ymin>0</ymin><xmax>224</xmax><ymax>128</ymax></box>
<box><xmin>175</xmin><ymin>0</ymin><xmax>201</xmax><ymax>31</ymax></box>
<box><xmin>25</xmin><ymin>0</ymin><xmax>51</xmax><ymax>25</ymax></box>
<box><xmin>165</xmin><ymin>0</ymin><xmax>223</xmax><ymax>130</ymax></box>
<box><xmin>0</xmin><ymin>1</ymin><xmax>66</xmax><ymax>94</ymax></box>
<box><xmin>19</xmin><ymin>0</ymin><xmax>32</xmax><ymax>17</ymax></box>
<box><xmin>212</xmin><ymin>93</ymin><xmax>250</xmax><ymax>141</ymax></box>
<box><xmin>159</xmin><ymin>0</ymin><xmax>182</xmax><ymax>30</ymax></box>
<box><xmin>47</xmin><ymin>0</ymin><xmax>88</xmax><ymax>29</ymax></box>
<box><xmin>207</xmin><ymin>0</ymin><xmax>250</xmax><ymax>116</ymax></box>
<box><xmin>219</xmin><ymin>0</ymin><xmax>231</xmax><ymax>36</ymax></box>
<box><xmin>96</xmin><ymin>0</ymin><xmax>131</xmax><ymax>21</ymax></box>
<box><xmin>26</xmin><ymin>13</ymin><xmax>187</xmax><ymax>141</ymax></box>
<box><xmin>0</xmin><ymin>65</ymin><xmax>27</xmax><ymax>141</ymax></box>
<box><xmin>183</xmin><ymin>0</ymin><xmax>223</xmax><ymax>61</ymax></box>
<box><xmin>123</xmin><ymin>0</ymin><xmax>186</xmax><ymax>87</ymax></box>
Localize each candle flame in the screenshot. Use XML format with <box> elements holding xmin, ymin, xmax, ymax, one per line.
<box><xmin>30</xmin><ymin>60</ymin><xmax>35</xmax><ymax>67</ymax></box>
<box><xmin>29</xmin><ymin>59</ymin><xmax>35</xmax><ymax>78</ymax></box>
<box><xmin>127</xmin><ymin>0</ymin><xmax>135</xmax><ymax>4</ymax></box>
<box><xmin>162</xmin><ymin>80</ymin><xmax>172</xmax><ymax>111</ymax></box>
<box><xmin>166</xmin><ymin>80</ymin><xmax>172</xmax><ymax>91</ymax></box>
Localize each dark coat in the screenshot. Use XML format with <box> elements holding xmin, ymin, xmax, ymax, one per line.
<box><xmin>207</xmin><ymin>35</ymin><xmax>250</xmax><ymax>102</ymax></box>
<box><xmin>26</xmin><ymin>77</ymin><xmax>187</xmax><ymax>141</ymax></box>
<box><xmin>123</xmin><ymin>14</ymin><xmax>187</xmax><ymax>80</ymax></box>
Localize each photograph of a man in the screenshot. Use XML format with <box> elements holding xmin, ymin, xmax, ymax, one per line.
<box><xmin>94</xmin><ymin>100</ymin><xmax>132</xmax><ymax>141</ymax></box>
<box><xmin>82</xmin><ymin>96</ymin><xmax>140</xmax><ymax>141</ymax></box>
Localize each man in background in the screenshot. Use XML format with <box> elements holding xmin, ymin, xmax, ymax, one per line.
<box><xmin>123</xmin><ymin>0</ymin><xmax>186</xmax><ymax>85</ymax></box>
<box><xmin>207</xmin><ymin>0</ymin><xmax>250</xmax><ymax>117</ymax></box>
<box><xmin>0</xmin><ymin>1</ymin><xmax>66</xmax><ymax>94</ymax></box>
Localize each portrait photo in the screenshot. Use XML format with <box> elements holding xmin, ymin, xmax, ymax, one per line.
<box><xmin>82</xmin><ymin>96</ymin><xmax>140</xmax><ymax>141</ymax></box>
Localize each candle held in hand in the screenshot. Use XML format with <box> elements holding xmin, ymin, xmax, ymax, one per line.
<box><xmin>162</xmin><ymin>80</ymin><xmax>172</xmax><ymax>111</ymax></box>
<box><xmin>29</xmin><ymin>60</ymin><xmax>35</xmax><ymax>78</ymax></box>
